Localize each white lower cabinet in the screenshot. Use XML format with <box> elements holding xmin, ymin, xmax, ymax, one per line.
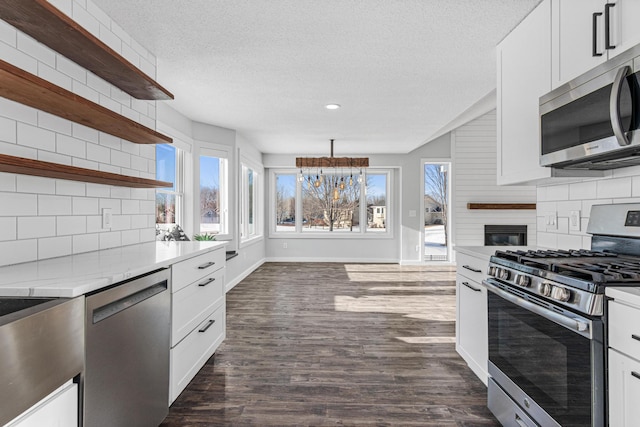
<box><xmin>456</xmin><ymin>252</ymin><xmax>489</xmax><ymax>385</ymax></box>
<box><xmin>169</xmin><ymin>247</ymin><xmax>226</xmax><ymax>403</ymax></box>
<box><xmin>6</xmin><ymin>381</ymin><xmax>77</xmax><ymax>427</ymax></box>
<box><xmin>607</xmin><ymin>295</ymin><xmax>640</xmax><ymax>427</ymax></box>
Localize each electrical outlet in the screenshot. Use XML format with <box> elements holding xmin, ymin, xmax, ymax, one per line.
<box><xmin>102</xmin><ymin>208</ymin><xmax>112</xmax><ymax>229</ymax></box>
<box><xmin>570</xmin><ymin>210</ymin><xmax>581</xmax><ymax>231</ymax></box>
<box><xmin>545</xmin><ymin>211</ymin><xmax>557</xmax><ymax>231</ymax></box>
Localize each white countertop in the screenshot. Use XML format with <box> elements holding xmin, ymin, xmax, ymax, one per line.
<box><xmin>455</xmin><ymin>246</ymin><xmax>533</xmax><ymax>260</ymax></box>
<box><xmin>0</xmin><ymin>241</ymin><xmax>227</xmax><ymax>298</ymax></box>
<box><xmin>606</xmin><ymin>287</ymin><xmax>640</xmax><ymax>308</ymax></box>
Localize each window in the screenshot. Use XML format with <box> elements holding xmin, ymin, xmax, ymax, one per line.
<box><xmin>272</xmin><ymin>169</ymin><xmax>391</xmax><ymax>236</ymax></box>
<box><xmin>156</xmin><ymin>144</ymin><xmax>182</xmax><ymax>226</ymax></box>
<box><xmin>241</xmin><ymin>164</ymin><xmax>260</xmax><ymax>240</ymax></box>
<box><xmin>198</xmin><ymin>148</ymin><xmax>229</xmax><ymax>236</ymax></box>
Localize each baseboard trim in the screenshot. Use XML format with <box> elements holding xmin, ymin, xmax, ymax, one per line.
<box><xmin>225</xmin><ymin>257</ymin><xmax>266</xmax><ymax>292</ymax></box>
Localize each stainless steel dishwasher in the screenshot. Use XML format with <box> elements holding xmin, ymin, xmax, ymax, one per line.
<box><xmin>83</xmin><ymin>268</ymin><xmax>170</xmax><ymax>427</ymax></box>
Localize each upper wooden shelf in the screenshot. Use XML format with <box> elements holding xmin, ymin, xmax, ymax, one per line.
<box><xmin>0</xmin><ymin>0</ymin><xmax>173</xmax><ymax>100</ymax></box>
<box><xmin>0</xmin><ymin>59</ymin><xmax>172</xmax><ymax>145</ymax></box>
<box><xmin>0</xmin><ymin>154</ymin><xmax>172</xmax><ymax>188</ymax></box>
<box><xmin>467</xmin><ymin>203</ymin><xmax>537</xmax><ymax>210</ymax></box>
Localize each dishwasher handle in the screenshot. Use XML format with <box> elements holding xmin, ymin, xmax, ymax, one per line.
<box><xmin>92</xmin><ymin>281</ymin><xmax>168</xmax><ymax>324</ymax></box>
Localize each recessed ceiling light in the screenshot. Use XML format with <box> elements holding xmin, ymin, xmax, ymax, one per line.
<box><xmin>325</xmin><ymin>104</ymin><xmax>341</xmax><ymax>110</ymax></box>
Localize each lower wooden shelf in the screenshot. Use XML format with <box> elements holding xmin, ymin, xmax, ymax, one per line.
<box><xmin>0</xmin><ymin>154</ymin><xmax>172</xmax><ymax>188</ymax></box>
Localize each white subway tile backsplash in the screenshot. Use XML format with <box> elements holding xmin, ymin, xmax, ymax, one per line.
<box><xmin>557</xmin><ymin>233</ymin><xmax>584</xmax><ymax>250</ymax></box>
<box><xmin>109</xmin><ymin>87</ymin><xmax>131</xmax><ymax>108</ymax></box>
<box><xmin>569</xmin><ymin>181</ymin><xmax>597</xmax><ymax>200</ymax></box>
<box><xmin>38</xmin><ymin>236</ymin><xmax>72</xmax><ymax>259</ymax></box>
<box><xmin>0</xmin><ymin>140</ymin><xmax>38</xmax><ymax>160</ymax></box>
<box><xmin>111</xmin><ymin>214</ymin><xmax>131</xmax><ymax>231</ymax></box>
<box><xmin>597</xmin><ymin>177</ymin><xmax>632</xmax><ymax>199</ymax></box>
<box><xmin>17</xmin><ymin>123</ymin><xmax>56</xmax><ymax>151</ymax></box>
<box><xmin>0</xmin><ymin>19</ymin><xmax>17</xmax><ymax>47</ymax></box>
<box><xmin>110</xmin><ymin>21</ymin><xmax>131</xmax><ymax>46</ymax></box>
<box><xmin>99</xmin><ymin>231</ymin><xmax>121</xmax><ymax>249</ymax></box>
<box><xmin>57</xmin><ymin>215</ymin><xmax>87</xmax><ymax>236</ymax></box>
<box><xmin>120</xmin><ymin>105</ymin><xmax>139</xmax><ymax>122</ymax></box>
<box><xmin>17</xmin><ymin>175</ymin><xmax>55</xmax><ymax>194</ymax></box>
<box><xmin>131</xmin><ymin>214</ymin><xmax>147</xmax><ymax>229</ymax></box>
<box><xmin>139</xmin><ymin>227</ymin><xmax>155</xmax><ymax>242</ymax></box>
<box><xmin>121</xmin><ymin>200</ymin><xmax>140</xmax><ymax>215</ymax></box>
<box><xmin>130</xmin><ymin>155</ymin><xmax>147</xmax><ymax>173</ymax></box>
<box><xmin>72</xmin><ymin>233</ymin><xmax>99</xmax><ymax>254</ymax></box>
<box><xmin>56</xmin><ymin>180</ymin><xmax>86</xmax><ymax>196</ymax></box>
<box><xmin>139</xmin><ymin>115</ymin><xmax>155</xmax><ymax>130</ymax></box>
<box><xmin>0</xmin><ymin>217</ymin><xmax>16</xmax><ymax>241</ymax></box>
<box><xmin>99</xmin><ymin>198</ymin><xmax>121</xmax><ymax>214</ymax></box>
<box><xmin>0</xmin><ymin>240</ymin><xmax>37</xmax><ymax>266</ymax></box>
<box><xmin>545</xmin><ymin>184</ymin><xmax>570</xmax><ymax>201</ymax></box>
<box><xmin>139</xmin><ymin>144</ymin><xmax>155</xmax><ymax>160</ymax></box>
<box><xmin>0</xmin><ymin>173</ymin><xmax>16</xmax><ymax>192</ymax></box>
<box><xmin>557</xmin><ymin>217</ymin><xmax>569</xmax><ymax>234</ymax></box>
<box><xmin>71</xmin><ymin>2</ymin><xmax>100</xmax><ymax>37</ymax></box>
<box><xmin>537</xmin><ymin>232</ymin><xmax>558</xmax><ymax>249</ymax></box>
<box><xmin>72</xmin><ymin>197</ymin><xmax>99</xmax><ymax>215</ymax></box>
<box><xmin>38</xmin><ymin>195</ymin><xmax>72</xmax><ymax>216</ymax></box>
<box><xmin>110</xmin><ymin>187</ymin><xmax>131</xmax><ymax>200</ymax></box>
<box><xmin>56</xmin><ymin>134</ymin><xmax>86</xmax><ymax>158</ymax></box>
<box><xmin>121</xmin><ymin>229</ymin><xmax>140</xmax><ymax>246</ymax></box>
<box><xmin>72</xmin><ymin>123</ymin><xmax>99</xmax><ymax>143</ymax></box>
<box><xmin>0</xmin><ymin>40</ymin><xmax>38</xmax><ymax>74</ymax></box>
<box><xmin>98</xmin><ymin>24</ymin><xmax>121</xmax><ymax>53</ymax></box>
<box><xmin>110</xmin><ymin>150</ymin><xmax>131</xmax><ymax>169</ymax></box>
<box><xmin>85</xmin><ymin>183</ymin><xmax>110</xmax><ymax>198</ymax></box>
<box><xmin>0</xmin><ymin>116</ymin><xmax>17</xmax><ymax>143</ymax></box>
<box><xmin>86</xmin><ymin>72</ymin><xmax>111</xmax><ymax>97</ymax></box>
<box><xmin>121</xmin><ymin>141</ymin><xmax>140</xmax><ymax>156</ymax></box>
<box><xmin>86</xmin><ymin>215</ymin><xmax>102</xmax><ymax>233</ymax></box>
<box><xmin>98</xmin><ymin>163</ymin><xmax>120</xmax><ymax>174</ymax></box>
<box><xmin>121</xmin><ymin>43</ymin><xmax>140</xmax><ymax>68</ymax></box>
<box><xmin>18</xmin><ymin>216</ymin><xmax>56</xmax><ymax>239</ymax></box>
<box><xmin>71</xmin><ymin>80</ymin><xmax>100</xmax><ymax>103</ymax></box>
<box><xmin>130</xmin><ymin>188</ymin><xmax>149</xmax><ymax>201</ymax></box>
<box><xmin>0</xmin><ymin>193</ymin><xmax>38</xmax><ymax>216</ymax></box>
<box><xmin>72</xmin><ymin>158</ymin><xmax>99</xmax><ymax>170</ymax></box>
<box><xmin>0</xmin><ymin>98</ymin><xmax>38</xmax><ymax>125</ymax></box>
<box><xmin>56</xmin><ymin>54</ymin><xmax>86</xmax><ymax>83</ymax></box>
<box><xmin>38</xmin><ymin>111</ymin><xmax>72</xmax><ymax>135</ymax></box>
<box><xmin>556</xmin><ymin>200</ymin><xmax>582</xmax><ymax>217</ymax></box>
<box><xmin>138</xmin><ymin>57</ymin><xmax>155</xmax><ymax>80</ymax></box>
<box><xmin>120</xmin><ymin>168</ymin><xmax>139</xmax><ymax>178</ymax></box>
<box><xmin>98</xmin><ymin>133</ymin><xmax>121</xmax><ymax>150</ymax></box>
<box><xmin>139</xmin><ymin>200</ymin><xmax>154</xmax><ymax>213</ymax></box>
<box><xmin>98</xmin><ymin>95</ymin><xmax>122</xmax><ymax>114</ymax></box>
<box><xmin>38</xmin><ymin>63</ymin><xmax>73</xmax><ymax>90</ymax></box>
<box><xmin>37</xmin><ymin>150</ymin><xmax>71</xmax><ymax>165</ymax></box>
<box><xmin>47</xmin><ymin>0</ymin><xmax>73</xmax><ymax>18</ymax></box>
<box><xmin>86</xmin><ymin>142</ymin><xmax>110</xmax><ymax>163</ymax></box>
<box><xmin>17</xmin><ymin>33</ymin><xmax>56</xmax><ymax>66</ymax></box>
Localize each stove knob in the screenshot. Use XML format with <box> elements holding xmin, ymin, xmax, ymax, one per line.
<box><xmin>551</xmin><ymin>286</ymin><xmax>571</xmax><ymax>302</ymax></box>
<box><xmin>487</xmin><ymin>266</ymin><xmax>496</xmax><ymax>277</ymax></box>
<box><xmin>515</xmin><ymin>274</ymin><xmax>530</xmax><ymax>287</ymax></box>
<box><xmin>538</xmin><ymin>282</ymin><xmax>552</xmax><ymax>297</ymax></box>
<box><xmin>498</xmin><ymin>269</ymin><xmax>510</xmax><ymax>280</ymax></box>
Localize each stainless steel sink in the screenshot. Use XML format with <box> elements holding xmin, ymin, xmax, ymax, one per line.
<box><xmin>0</xmin><ymin>296</ymin><xmax>85</xmax><ymax>426</ymax></box>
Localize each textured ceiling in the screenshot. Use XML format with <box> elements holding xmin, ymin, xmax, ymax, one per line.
<box><xmin>94</xmin><ymin>0</ymin><xmax>541</xmax><ymax>155</ymax></box>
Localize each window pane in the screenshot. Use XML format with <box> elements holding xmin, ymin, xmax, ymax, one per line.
<box><xmin>248</xmin><ymin>168</ymin><xmax>255</xmax><ymax>235</ymax></box>
<box><xmin>302</xmin><ymin>174</ymin><xmax>360</xmax><ymax>232</ymax></box>
<box><xmin>156</xmin><ymin>192</ymin><xmax>176</xmax><ymax>224</ymax></box>
<box><xmin>200</xmin><ymin>156</ymin><xmax>221</xmax><ymax>234</ymax></box>
<box><xmin>156</xmin><ymin>144</ymin><xmax>176</xmax><ymax>191</ymax></box>
<box><xmin>275</xmin><ymin>174</ymin><xmax>296</xmax><ymax>232</ymax></box>
<box><xmin>366</xmin><ymin>173</ymin><xmax>387</xmax><ymax>232</ymax></box>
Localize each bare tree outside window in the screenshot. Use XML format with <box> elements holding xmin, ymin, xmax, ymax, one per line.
<box><xmin>302</xmin><ymin>174</ymin><xmax>360</xmax><ymax>232</ymax></box>
<box><xmin>424</xmin><ymin>163</ymin><xmax>449</xmax><ymax>260</ymax></box>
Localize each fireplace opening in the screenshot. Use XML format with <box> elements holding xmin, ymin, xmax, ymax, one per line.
<box><xmin>484</xmin><ymin>225</ymin><xmax>527</xmax><ymax>246</ymax></box>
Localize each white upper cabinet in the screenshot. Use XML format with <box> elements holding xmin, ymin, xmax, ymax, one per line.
<box><xmin>497</xmin><ymin>0</ymin><xmax>552</xmax><ymax>185</ymax></box>
<box><xmin>552</xmin><ymin>0</ymin><xmax>640</xmax><ymax>89</ymax></box>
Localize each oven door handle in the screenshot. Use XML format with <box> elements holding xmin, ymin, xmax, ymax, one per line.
<box><xmin>484</xmin><ymin>280</ymin><xmax>592</xmax><ymax>339</ymax></box>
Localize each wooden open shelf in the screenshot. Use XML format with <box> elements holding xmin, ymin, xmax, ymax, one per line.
<box><xmin>0</xmin><ymin>0</ymin><xmax>173</xmax><ymax>100</ymax></box>
<box><xmin>467</xmin><ymin>203</ymin><xmax>537</xmax><ymax>210</ymax></box>
<box><xmin>0</xmin><ymin>154</ymin><xmax>172</xmax><ymax>188</ymax></box>
<box><xmin>0</xmin><ymin>59</ymin><xmax>172</xmax><ymax>145</ymax></box>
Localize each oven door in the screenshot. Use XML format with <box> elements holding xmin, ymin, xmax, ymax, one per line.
<box><xmin>485</xmin><ymin>279</ymin><xmax>605</xmax><ymax>427</ymax></box>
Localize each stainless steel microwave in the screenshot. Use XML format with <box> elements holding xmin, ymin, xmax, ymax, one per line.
<box><xmin>539</xmin><ymin>45</ymin><xmax>640</xmax><ymax>170</ymax></box>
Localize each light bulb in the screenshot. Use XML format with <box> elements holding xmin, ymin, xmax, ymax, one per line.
<box><xmin>349</xmin><ymin>175</ymin><xmax>354</xmax><ymax>186</ymax></box>
<box><xmin>333</xmin><ymin>188</ymin><xmax>340</xmax><ymax>200</ymax></box>
<box><xmin>314</xmin><ymin>175</ymin><xmax>321</xmax><ymax>187</ymax></box>
<box><xmin>298</xmin><ymin>174</ymin><xmax>304</xmax><ymax>182</ymax></box>
<box><xmin>339</xmin><ymin>182</ymin><xmax>345</xmax><ymax>190</ymax></box>
<box><xmin>357</xmin><ymin>174</ymin><xmax>363</xmax><ymax>183</ymax></box>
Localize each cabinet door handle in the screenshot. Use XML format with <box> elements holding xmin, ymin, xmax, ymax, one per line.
<box><xmin>198</xmin><ymin>319</ymin><xmax>216</xmax><ymax>333</ymax></box>
<box><xmin>593</xmin><ymin>12</ymin><xmax>603</xmax><ymax>57</ymax></box>
<box><xmin>631</xmin><ymin>334</ymin><xmax>640</xmax><ymax>341</ymax></box>
<box><xmin>462</xmin><ymin>281</ymin><xmax>482</xmax><ymax>292</ymax></box>
<box><xmin>462</xmin><ymin>265</ymin><xmax>481</xmax><ymax>273</ymax></box>
<box><xmin>198</xmin><ymin>261</ymin><xmax>216</xmax><ymax>270</ymax></box>
<box><xmin>198</xmin><ymin>277</ymin><xmax>216</xmax><ymax>287</ymax></box>
<box><xmin>632</xmin><ymin>371</ymin><xmax>640</xmax><ymax>380</ymax></box>
<box><xmin>605</xmin><ymin>3</ymin><xmax>616</xmax><ymax>50</ymax></box>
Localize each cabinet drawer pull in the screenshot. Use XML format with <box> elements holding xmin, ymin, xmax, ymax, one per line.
<box><xmin>593</xmin><ymin>12</ymin><xmax>603</xmax><ymax>57</ymax></box>
<box><xmin>632</xmin><ymin>371</ymin><xmax>640</xmax><ymax>380</ymax></box>
<box><xmin>605</xmin><ymin>3</ymin><xmax>616</xmax><ymax>50</ymax></box>
<box><xmin>198</xmin><ymin>319</ymin><xmax>215</xmax><ymax>333</ymax></box>
<box><xmin>197</xmin><ymin>261</ymin><xmax>216</xmax><ymax>270</ymax></box>
<box><xmin>462</xmin><ymin>281</ymin><xmax>482</xmax><ymax>292</ymax></box>
<box><xmin>632</xmin><ymin>334</ymin><xmax>640</xmax><ymax>342</ymax></box>
<box><xmin>462</xmin><ymin>265</ymin><xmax>481</xmax><ymax>273</ymax></box>
<box><xmin>198</xmin><ymin>277</ymin><xmax>216</xmax><ymax>287</ymax></box>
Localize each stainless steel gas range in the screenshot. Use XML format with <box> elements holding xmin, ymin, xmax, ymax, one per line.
<box><xmin>484</xmin><ymin>203</ymin><xmax>640</xmax><ymax>427</ymax></box>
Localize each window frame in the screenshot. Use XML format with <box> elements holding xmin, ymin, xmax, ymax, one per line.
<box><xmin>240</xmin><ymin>159</ymin><xmax>263</xmax><ymax>245</ymax></box>
<box><xmin>194</xmin><ymin>143</ymin><xmax>231</xmax><ymax>241</ymax></box>
<box><xmin>269</xmin><ymin>168</ymin><xmax>393</xmax><ymax>239</ymax></box>
<box><xmin>155</xmin><ymin>144</ymin><xmax>184</xmax><ymax>229</ymax></box>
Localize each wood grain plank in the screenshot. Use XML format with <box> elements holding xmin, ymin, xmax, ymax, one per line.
<box><xmin>0</xmin><ymin>59</ymin><xmax>172</xmax><ymax>145</ymax></box>
<box><xmin>0</xmin><ymin>0</ymin><xmax>173</xmax><ymax>100</ymax></box>
<box><xmin>0</xmin><ymin>154</ymin><xmax>172</xmax><ymax>188</ymax></box>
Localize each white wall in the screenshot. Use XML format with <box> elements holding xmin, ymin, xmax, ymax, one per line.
<box><xmin>452</xmin><ymin>110</ymin><xmax>537</xmax><ymax>248</ymax></box>
<box><xmin>0</xmin><ymin>0</ymin><xmax>160</xmax><ymax>266</ymax></box>
<box><xmin>536</xmin><ymin>166</ymin><xmax>640</xmax><ymax>249</ymax></box>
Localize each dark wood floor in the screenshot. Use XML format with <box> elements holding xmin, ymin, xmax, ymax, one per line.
<box><xmin>160</xmin><ymin>262</ymin><xmax>499</xmax><ymax>426</ymax></box>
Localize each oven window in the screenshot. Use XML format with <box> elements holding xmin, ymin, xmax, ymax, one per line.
<box><xmin>488</xmin><ymin>291</ymin><xmax>594</xmax><ymax>426</ymax></box>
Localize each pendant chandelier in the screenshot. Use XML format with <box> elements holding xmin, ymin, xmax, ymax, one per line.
<box><xmin>296</xmin><ymin>139</ymin><xmax>368</xmax><ymax>200</ymax></box>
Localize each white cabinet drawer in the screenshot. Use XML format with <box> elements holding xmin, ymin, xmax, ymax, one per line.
<box><xmin>456</xmin><ymin>252</ymin><xmax>487</xmax><ymax>283</ymax></box>
<box><xmin>172</xmin><ymin>249</ymin><xmax>225</xmax><ymax>293</ymax></box>
<box><xmin>608</xmin><ymin>349</ymin><xmax>640</xmax><ymax>427</ymax></box>
<box><xmin>609</xmin><ymin>301</ymin><xmax>640</xmax><ymax>359</ymax></box>
<box><xmin>172</xmin><ymin>267</ymin><xmax>224</xmax><ymax>346</ymax></box>
<box><xmin>170</xmin><ymin>304</ymin><xmax>225</xmax><ymax>403</ymax></box>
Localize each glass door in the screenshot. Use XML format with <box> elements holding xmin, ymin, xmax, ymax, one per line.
<box><xmin>423</xmin><ymin>162</ymin><xmax>451</xmax><ymax>261</ymax></box>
